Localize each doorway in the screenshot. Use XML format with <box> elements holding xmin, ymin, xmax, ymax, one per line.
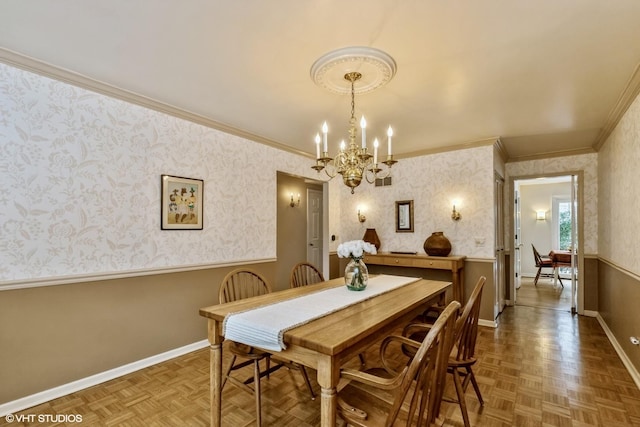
<box><xmin>276</xmin><ymin>172</ymin><xmax>326</xmax><ymax>289</ymax></box>
<box><xmin>511</xmin><ymin>174</ymin><xmax>582</xmax><ymax>313</ymax></box>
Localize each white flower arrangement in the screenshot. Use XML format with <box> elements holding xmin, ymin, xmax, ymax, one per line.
<box><xmin>337</xmin><ymin>240</ymin><xmax>377</xmax><ymax>259</ymax></box>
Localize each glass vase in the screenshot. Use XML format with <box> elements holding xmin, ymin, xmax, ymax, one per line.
<box><xmin>345</xmin><ymin>257</ymin><xmax>369</xmax><ymax>291</ymax></box>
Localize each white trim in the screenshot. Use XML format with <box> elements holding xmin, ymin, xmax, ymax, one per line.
<box><xmin>596</xmin><ymin>313</ymin><xmax>640</xmax><ymax>390</ymax></box>
<box><xmin>583</xmin><ymin>310</ymin><xmax>598</xmax><ymax>317</ymax></box>
<box><xmin>478</xmin><ymin>319</ymin><xmax>497</xmax><ymax>328</ymax></box>
<box><xmin>0</xmin><ymin>258</ymin><xmax>276</xmax><ymax>291</ymax></box>
<box><xmin>0</xmin><ymin>340</ymin><xmax>209</xmax><ymax>417</ymax></box>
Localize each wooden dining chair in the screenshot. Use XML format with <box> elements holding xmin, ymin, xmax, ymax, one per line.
<box><xmin>218</xmin><ymin>268</ymin><xmax>314</xmax><ymax>426</ymax></box>
<box><xmin>336</xmin><ymin>301</ymin><xmax>460</xmax><ymax>427</ymax></box>
<box><xmin>289</xmin><ymin>262</ymin><xmax>367</xmax><ymax>366</ymax></box>
<box><xmin>532</xmin><ymin>244</ymin><xmax>562</xmax><ymax>286</ymax></box>
<box><xmin>402</xmin><ymin>276</ymin><xmax>487</xmax><ymax>427</ymax></box>
<box><xmin>289</xmin><ymin>261</ymin><xmax>324</xmax><ymax>288</ymax></box>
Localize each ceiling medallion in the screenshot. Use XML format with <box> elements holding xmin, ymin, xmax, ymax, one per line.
<box><xmin>310</xmin><ymin>47</ymin><xmax>398</xmax><ymax>194</ymax></box>
<box><xmin>310</xmin><ymin>46</ymin><xmax>397</xmax><ymax>94</ymax></box>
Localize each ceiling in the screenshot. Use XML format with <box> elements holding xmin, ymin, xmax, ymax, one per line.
<box><xmin>2</xmin><ymin>1</ymin><xmax>640</xmax><ymax>161</ymax></box>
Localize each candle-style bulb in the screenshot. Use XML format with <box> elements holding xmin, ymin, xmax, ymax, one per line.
<box><xmin>373</xmin><ymin>138</ymin><xmax>379</xmax><ymax>165</ymax></box>
<box><xmin>322</xmin><ymin>122</ymin><xmax>328</xmax><ymax>153</ymax></box>
<box><xmin>315</xmin><ymin>133</ymin><xmax>321</xmax><ymax>158</ymax></box>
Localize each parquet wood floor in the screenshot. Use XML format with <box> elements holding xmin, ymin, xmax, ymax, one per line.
<box><xmin>4</xmin><ymin>305</ymin><xmax>640</xmax><ymax>426</ymax></box>
<box><xmin>516</xmin><ymin>276</ymin><xmax>571</xmax><ymax>311</ymax></box>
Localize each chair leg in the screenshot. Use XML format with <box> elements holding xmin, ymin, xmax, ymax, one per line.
<box><xmin>466</xmin><ymin>366</ymin><xmax>484</xmax><ymax>405</ymax></box>
<box><xmin>452</xmin><ymin>368</ymin><xmax>471</xmax><ymax>427</ymax></box>
<box><xmin>358</xmin><ymin>353</ymin><xmax>366</xmax><ymax>365</ymax></box>
<box><xmin>266</xmin><ymin>356</ymin><xmax>271</xmax><ymax>379</ymax></box>
<box><xmin>534</xmin><ymin>267</ymin><xmax>541</xmax><ymax>285</ymax></box>
<box><xmin>254</xmin><ymin>360</ymin><xmax>262</xmax><ymax>427</ymax></box>
<box><xmin>221</xmin><ymin>355</ymin><xmax>237</xmax><ymax>390</ymax></box>
<box><xmin>299</xmin><ymin>366</ymin><xmax>316</xmax><ymax>400</ymax></box>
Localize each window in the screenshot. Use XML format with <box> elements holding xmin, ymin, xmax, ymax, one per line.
<box><xmin>552</xmin><ymin>197</ymin><xmax>572</xmax><ymax>250</ymax></box>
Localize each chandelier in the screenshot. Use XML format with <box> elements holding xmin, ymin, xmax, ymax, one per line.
<box><xmin>310</xmin><ymin>47</ymin><xmax>399</xmax><ymax>194</ymax></box>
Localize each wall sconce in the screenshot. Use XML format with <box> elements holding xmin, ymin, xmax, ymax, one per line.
<box><xmin>451</xmin><ymin>200</ymin><xmax>461</xmax><ymax>221</ymax></box>
<box><xmin>357</xmin><ymin>207</ymin><xmax>366</xmax><ymax>223</ymax></box>
<box><xmin>289</xmin><ymin>193</ymin><xmax>300</xmax><ymax>207</ymax></box>
<box><xmin>536</xmin><ymin>210</ymin><xmax>546</xmax><ymax>221</ymax></box>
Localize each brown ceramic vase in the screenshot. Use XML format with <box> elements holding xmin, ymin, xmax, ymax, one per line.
<box><xmin>423</xmin><ymin>231</ymin><xmax>451</xmax><ymax>256</ymax></box>
<box><xmin>362</xmin><ymin>228</ymin><xmax>381</xmax><ymax>250</ymax></box>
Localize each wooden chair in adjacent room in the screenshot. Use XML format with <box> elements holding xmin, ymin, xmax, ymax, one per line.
<box><xmin>289</xmin><ymin>261</ymin><xmax>324</xmax><ymax>288</ymax></box>
<box><xmin>218</xmin><ymin>268</ymin><xmax>315</xmax><ymax>426</ymax></box>
<box><xmin>403</xmin><ymin>275</ymin><xmax>487</xmax><ymax>427</ymax></box>
<box><xmin>532</xmin><ymin>244</ymin><xmax>562</xmax><ymax>286</ymax></box>
<box><xmin>336</xmin><ymin>300</ymin><xmax>461</xmax><ymax>427</ymax></box>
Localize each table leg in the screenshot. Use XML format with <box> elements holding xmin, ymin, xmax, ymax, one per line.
<box><xmin>208</xmin><ymin>319</ymin><xmax>223</xmax><ymax>427</ymax></box>
<box><xmin>210</xmin><ymin>342</ymin><xmax>222</xmax><ymax>427</ymax></box>
<box><xmin>317</xmin><ymin>355</ymin><xmax>338</xmax><ymax>427</ymax></box>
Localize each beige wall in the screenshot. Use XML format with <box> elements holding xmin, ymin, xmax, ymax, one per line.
<box><xmin>276</xmin><ymin>172</ymin><xmax>322</xmax><ymax>290</ymax></box>
<box><xmin>598</xmin><ymin>260</ymin><xmax>640</xmax><ymax>372</ymax></box>
<box><xmin>0</xmin><ymin>262</ymin><xmax>275</xmax><ymax>404</ymax></box>
<box><xmin>598</xmin><ymin>88</ymin><xmax>640</xmax><ymax>374</ymax></box>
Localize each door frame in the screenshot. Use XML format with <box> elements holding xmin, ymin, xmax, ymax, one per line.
<box><xmin>508</xmin><ymin>171</ymin><xmax>585</xmax><ymax>314</ymax></box>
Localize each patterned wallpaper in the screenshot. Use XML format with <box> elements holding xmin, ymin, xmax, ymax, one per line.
<box><xmin>335</xmin><ymin>145</ymin><xmax>497</xmax><ymax>259</ymax></box>
<box><xmin>0</xmin><ymin>62</ymin><xmax>502</xmax><ymax>283</ymax></box>
<box><xmin>598</xmin><ymin>91</ymin><xmax>640</xmax><ymax>274</ymax></box>
<box><xmin>505</xmin><ymin>153</ymin><xmax>598</xmax><ymax>255</ymax></box>
<box><xmin>0</xmin><ymin>63</ymin><xmax>315</xmax><ymax>282</ymax></box>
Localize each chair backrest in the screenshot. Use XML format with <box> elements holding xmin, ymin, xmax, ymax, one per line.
<box><xmin>531</xmin><ymin>244</ymin><xmax>544</xmax><ymax>266</ymax></box>
<box><xmin>452</xmin><ymin>276</ymin><xmax>486</xmax><ymax>363</ymax></box>
<box><xmin>289</xmin><ymin>262</ymin><xmax>324</xmax><ymax>288</ymax></box>
<box><xmin>219</xmin><ymin>269</ymin><xmax>272</xmax><ymax>304</ymax></box>
<box><xmin>388</xmin><ymin>300</ymin><xmax>460</xmax><ymax>427</ymax></box>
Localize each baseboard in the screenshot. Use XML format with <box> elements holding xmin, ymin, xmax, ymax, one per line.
<box><xmin>479</xmin><ymin>319</ymin><xmax>497</xmax><ymax>328</ymax></box>
<box><xmin>0</xmin><ymin>340</ymin><xmax>209</xmax><ymax>417</ymax></box>
<box><xmin>596</xmin><ymin>313</ymin><xmax>640</xmax><ymax>390</ymax></box>
<box><xmin>583</xmin><ymin>309</ymin><xmax>598</xmax><ymax>317</ymax></box>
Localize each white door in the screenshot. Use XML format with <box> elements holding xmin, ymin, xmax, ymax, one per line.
<box><xmin>570</xmin><ymin>174</ymin><xmax>578</xmax><ymax>314</ymax></box>
<box><xmin>495</xmin><ymin>174</ymin><xmax>506</xmax><ymax>315</ymax></box>
<box><xmin>514</xmin><ymin>188</ymin><xmax>522</xmax><ymax>294</ymax></box>
<box><xmin>307</xmin><ymin>189</ymin><xmax>323</xmax><ymax>270</ymax></box>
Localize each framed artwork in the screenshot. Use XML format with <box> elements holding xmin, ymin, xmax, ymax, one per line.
<box><xmin>395</xmin><ymin>200</ymin><xmax>414</xmax><ymax>232</ymax></box>
<box><xmin>161</xmin><ymin>175</ymin><xmax>203</xmax><ymax>230</ymax></box>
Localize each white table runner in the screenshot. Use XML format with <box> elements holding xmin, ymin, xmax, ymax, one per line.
<box><xmin>223</xmin><ymin>274</ymin><xmax>419</xmax><ymax>351</ymax></box>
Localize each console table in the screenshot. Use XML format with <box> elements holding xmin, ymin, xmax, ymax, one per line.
<box><xmin>364</xmin><ymin>252</ymin><xmax>466</xmax><ymax>303</ymax></box>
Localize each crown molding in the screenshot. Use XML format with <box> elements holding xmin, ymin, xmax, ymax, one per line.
<box><xmin>0</xmin><ymin>48</ymin><xmax>315</xmax><ymax>160</ymax></box>
<box><xmin>593</xmin><ymin>61</ymin><xmax>640</xmax><ymax>151</ymax></box>
<box><xmin>494</xmin><ymin>137</ymin><xmax>508</xmax><ymax>163</ymax></box>
<box><xmin>397</xmin><ymin>137</ymin><xmax>499</xmax><ymax>159</ymax></box>
<box><xmin>506</xmin><ymin>146</ymin><xmax>597</xmax><ymax>163</ymax></box>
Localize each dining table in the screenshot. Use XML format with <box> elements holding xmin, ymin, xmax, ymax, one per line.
<box><xmin>549</xmin><ymin>250</ymin><xmax>574</xmax><ymax>286</ymax></box>
<box><xmin>199</xmin><ymin>274</ymin><xmax>452</xmax><ymax>427</ymax></box>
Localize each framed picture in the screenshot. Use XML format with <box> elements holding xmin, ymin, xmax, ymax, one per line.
<box><xmin>395</xmin><ymin>200</ymin><xmax>414</xmax><ymax>232</ymax></box>
<box><xmin>161</xmin><ymin>175</ymin><xmax>203</xmax><ymax>230</ymax></box>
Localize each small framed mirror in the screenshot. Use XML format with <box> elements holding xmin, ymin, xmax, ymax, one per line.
<box><xmin>395</xmin><ymin>200</ymin><xmax>414</xmax><ymax>232</ymax></box>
